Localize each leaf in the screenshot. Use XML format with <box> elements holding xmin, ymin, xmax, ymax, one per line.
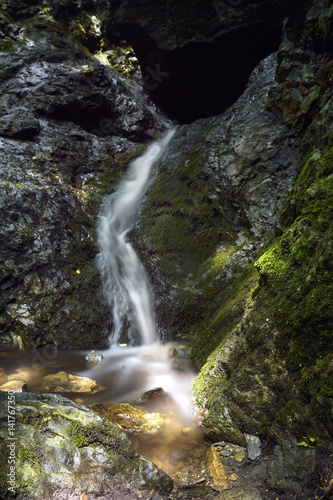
<box><xmin>297</xmin><ymin>441</ymin><xmax>308</xmax><ymax>447</ymax></box>
<box><xmin>76</xmin><ymin>269</ymin><xmax>81</xmax><ymax>274</ymax></box>
<box><xmin>309</xmin><ymin>436</ymin><xmax>316</xmax><ymax>442</ymax></box>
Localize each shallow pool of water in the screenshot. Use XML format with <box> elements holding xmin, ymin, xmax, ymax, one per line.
<box><xmin>0</xmin><ymin>341</ymin><xmax>209</xmax><ymax>481</ymax></box>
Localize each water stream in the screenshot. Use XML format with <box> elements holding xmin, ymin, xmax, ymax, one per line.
<box><xmin>96</xmin><ymin>128</ymin><xmax>176</xmax><ymax>345</ymax></box>
<box><xmin>92</xmin><ymin>127</ymin><xmax>209</xmax><ymax>478</ymax></box>
<box><xmin>0</xmin><ymin>128</ymin><xmax>210</xmax><ymax>484</ymax></box>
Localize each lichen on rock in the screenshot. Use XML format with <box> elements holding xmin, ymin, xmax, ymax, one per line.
<box><xmin>0</xmin><ymin>392</ymin><xmax>173</xmax><ymax>499</ymax></box>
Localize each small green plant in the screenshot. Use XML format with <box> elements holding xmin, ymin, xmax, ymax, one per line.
<box><xmin>297</xmin><ymin>436</ymin><xmax>316</xmax><ymax>447</ymax></box>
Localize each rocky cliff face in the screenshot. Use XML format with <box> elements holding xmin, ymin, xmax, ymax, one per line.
<box><xmin>188</xmin><ymin>0</ymin><xmax>333</xmax><ymax>450</ymax></box>
<box><xmin>133</xmin><ymin>0</ymin><xmax>333</xmax><ymax>468</ymax></box>
<box><xmin>0</xmin><ymin>1</ymin><xmax>165</xmax><ymax>348</ymax></box>
<box><xmin>0</xmin><ymin>0</ymin><xmax>332</xmax><ymax>494</ymax></box>
<box><xmin>108</xmin><ymin>0</ymin><xmax>299</xmax><ymax>121</ymax></box>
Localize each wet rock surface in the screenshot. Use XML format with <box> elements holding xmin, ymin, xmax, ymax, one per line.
<box><xmin>0</xmin><ymin>392</ymin><xmax>173</xmax><ymax>499</ymax></box>
<box><xmin>0</xmin><ymin>4</ymin><xmax>166</xmax><ymax>349</ymax></box>
<box><xmin>38</xmin><ymin>371</ymin><xmax>102</xmax><ymax>393</ymax></box>
<box><xmin>89</xmin><ymin>402</ymin><xmax>166</xmax><ymax>433</ymax></box>
<box><xmin>267</xmin><ymin>437</ymin><xmax>316</xmax><ymax>493</ymax></box>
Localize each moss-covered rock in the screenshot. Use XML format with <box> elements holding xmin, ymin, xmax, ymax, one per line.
<box><xmin>192</xmin><ymin>0</ymin><xmax>333</xmax><ymax>456</ymax></box>
<box><xmin>0</xmin><ymin>392</ymin><xmax>173</xmax><ymax>498</ymax></box>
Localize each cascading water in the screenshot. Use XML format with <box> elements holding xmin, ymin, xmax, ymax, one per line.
<box><xmin>97</xmin><ymin>128</ymin><xmax>175</xmax><ymax>345</ymax></box>
<box><xmin>14</xmin><ymin>126</ymin><xmax>205</xmax><ymax>483</ymax></box>
<box><xmin>93</xmin><ymin>127</ymin><xmax>206</xmax><ymax>480</ymax></box>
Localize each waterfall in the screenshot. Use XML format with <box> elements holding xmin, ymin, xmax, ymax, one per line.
<box><xmin>97</xmin><ymin>128</ymin><xmax>175</xmax><ymax>345</ymax></box>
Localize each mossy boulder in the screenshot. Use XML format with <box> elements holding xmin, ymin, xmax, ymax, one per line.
<box><xmin>0</xmin><ymin>392</ymin><xmax>173</xmax><ymax>498</ymax></box>
<box><xmin>193</xmin><ymin>0</ymin><xmax>333</xmax><ymax>452</ymax></box>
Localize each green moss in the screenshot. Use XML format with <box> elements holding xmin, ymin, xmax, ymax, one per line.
<box><xmin>141</xmin><ymin>146</ymin><xmax>233</xmax><ymax>283</ymax></box>
<box><xmin>67</xmin><ymin>420</ymin><xmax>134</xmax><ymax>459</ymax></box>
<box><xmin>68</xmin><ymin>421</ymin><xmax>91</xmax><ymax>448</ymax></box>
<box><xmin>251</xmin><ymin>143</ymin><xmax>333</xmax><ymax>431</ymax></box>
<box><xmin>0</xmin><ymin>38</ymin><xmax>12</xmax><ymax>51</ymax></box>
<box><xmin>191</xmin><ymin>263</ymin><xmax>257</xmax><ymax>367</ymax></box>
<box><xmin>105</xmin><ymin>44</ymin><xmax>139</xmax><ymax>78</ymax></box>
<box><xmin>17</xmin><ymin>446</ymin><xmax>42</xmax><ymax>477</ymax></box>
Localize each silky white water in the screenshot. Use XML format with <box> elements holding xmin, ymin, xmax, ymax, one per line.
<box><xmin>97</xmin><ymin>128</ymin><xmax>175</xmax><ymax>345</ymax></box>
<box><xmin>92</xmin><ymin>127</ymin><xmax>207</xmax><ymax>474</ymax></box>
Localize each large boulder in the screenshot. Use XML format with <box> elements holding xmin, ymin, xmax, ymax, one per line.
<box><xmin>0</xmin><ymin>392</ymin><xmax>173</xmax><ymax>499</ymax></box>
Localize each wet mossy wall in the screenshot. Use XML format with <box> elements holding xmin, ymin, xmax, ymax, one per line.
<box><xmin>253</xmin><ymin>138</ymin><xmax>333</xmax><ymax>433</ymax></box>
<box><xmin>192</xmin><ymin>39</ymin><xmax>333</xmax><ymax>443</ymax></box>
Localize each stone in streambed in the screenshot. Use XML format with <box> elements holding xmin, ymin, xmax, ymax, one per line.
<box><xmin>244</xmin><ymin>433</ymin><xmax>262</xmax><ymax>460</ymax></box>
<box><xmin>0</xmin><ymin>379</ymin><xmax>27</xmax><ymax>392</ymax></box>
<box><xmin>233</xmin><ymin>451</ymin><xmax>246</xmax><ymax>463</ymax></box>
<box><xmin>213</xmin><ymin>488</ymin><xmax>263</xmax><ymax>499</ymax></box>
<box><xmin>85</xmin><ymin>350</ymin><xmax>103</xmax><ymax>365</ymax></box>
<box><xmin>89</xmin><ymin>403</ymin><xmax>166</xmax><ymax>434</ymax></box>
<box><xmin>207</xmin><ymin>444</ymin><xmax>231</xmax><ymax>490</ymax></box>
<box><xmin>39</xmin><ymin>371</ymin><xmax>102</xmax><ymax>393</ymax></box>
<box><xmin>133</xmin><ymin>387</ymin><xmax>168</xmax><ymax>402</ymax></box>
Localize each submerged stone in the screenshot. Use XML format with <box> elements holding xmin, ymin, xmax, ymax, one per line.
<box><xmin>89</xmin><ymin>402</ymin><xmax>166</xmax><ymax>434</ymax></box>
<box><xmin>134</xmin><ymin>387</ymin><xmax>167</xmax><ymax>403</ymax></box>
<box><xmin>38</xmin><ymin>371</ymin><xmax>102</xmax><ymax>393</ymax></box>
<box><xmin>85</xmin><ymin>350</ymin><xmax>103</xmax><ymax>365</ymax></box>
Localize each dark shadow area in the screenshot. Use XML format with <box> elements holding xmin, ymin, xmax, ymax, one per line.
<box><xmin>140</xmin><ymin>22</ymin><xmax>282</xmax><ymax>122</ymax></box>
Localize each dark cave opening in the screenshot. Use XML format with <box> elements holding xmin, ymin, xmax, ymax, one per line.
<box><xmin>138</xmin><ymin>21</ymin><xmax>283</xmax><ymax>123</ymax></box>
